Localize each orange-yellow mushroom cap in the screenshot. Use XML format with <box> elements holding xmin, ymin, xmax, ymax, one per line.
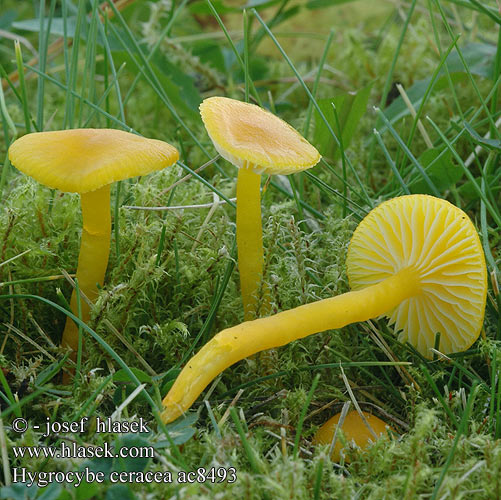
<box><xmin>199</xmin><ymin>96</ymin><xmax>320</xmax><ymax>175</ymax></box>
<box><xmin>313</xmin><ymin>410</ymin><xmax>395</xmax><ymax>462</ymax></box>
<box><xmin>8</xmin><ymin>128</ymin><xmax>179</xmax><ymax>193</ymax></box>
<box><xmin>346</xmin><ymin>195</ymin><xmax>487</xmax><ymax>356</ymax></box>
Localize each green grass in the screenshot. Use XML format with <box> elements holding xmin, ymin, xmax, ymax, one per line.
<box><xmin>0</xmin><ymin>0</ymin><xmax>499</xmax><ymax>498</ymax></box>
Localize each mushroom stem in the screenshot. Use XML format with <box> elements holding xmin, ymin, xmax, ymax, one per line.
<box><xmin>161</xmin><ymin>267</ymin><xmax>420</xmax><ymax>423</ymax></box>
<box><xmin>236</xmin><ymin>166</ymin><xmax>269</xmax><ymax>320</ymax></box>
<box><xmin>61</xmin><ymin>185</ymin><xmax>111</xmax><ymax>357</ymax></box>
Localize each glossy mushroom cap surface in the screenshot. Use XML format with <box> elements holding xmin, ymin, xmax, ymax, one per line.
<box><xmin>313</xmin><ymin>410</ymin><xmax>394</xmax><ymax>462</ymax></box>
<box><xmin>346</xmin><ymin>194</ymin><xmax>487</xmax><ymax>357</ymax></box>
<box><xmin>8</xmin><ymin>128</ymin><xmax>179</xmax><ymax>193</ymax></box>
<box><xmin>200</xmin><ymin>96</ymin><xmax>320</xmax><ymax>175</ymax></box>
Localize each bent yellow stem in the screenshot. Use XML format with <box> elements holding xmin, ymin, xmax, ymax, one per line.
<box><xmin>161</xmin><ymin>267</ymin><xmax>420</xmax><ymax>423</ymax></box>
<box><xmin>61</xmin><ymin>185</ymin><xmax>111</xmax><ymax>358</ymax></box>
<box><xmin>236</xmin><ymin>166</ymin><xmax>269</xmax><ymax>320</ymax></box>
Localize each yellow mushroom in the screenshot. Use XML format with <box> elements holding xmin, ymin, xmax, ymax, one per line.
<box><xmin>8</xmin><ymin>129</ymin><xmax>179</xmax><ymax>372</ymax></box>
<box><xmin>161</xmin><ymin>194</ymin><xmax>487</xmax><ymax>423</ymax></box>
<box><xmin>312</xmin><ymin>410</ymin><xmax>395</xmax><ymax>462</ymax></box>
<box><xmin>200</xmin><ymin>97</ymin><xmax>321</xmax><ymax>320</ymax></box>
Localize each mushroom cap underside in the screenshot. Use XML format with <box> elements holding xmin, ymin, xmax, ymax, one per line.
<box><xmin>313</xmin><ymin>410</ymin><xmax>393</xmax><ymax>462</ymax></box>
<box><xmin>200</xmin><ymin>96</ymin><xmax>321</xmax><ymax>175</ymax></box>
<box><xmin>8</xmin><ymin>128</ymin><xmax>179</xmax><ymax>193</ymax></box>
<box><xmin>346</xmin><ymin>194</ymin><xmax>487</xmax><ymax>357</ymax></box>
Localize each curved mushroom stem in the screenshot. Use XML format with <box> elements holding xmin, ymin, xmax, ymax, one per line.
<box><xmin>236</xmin><ymin>166</ymin><xmax>270</xmax><ymax>320</ymax></box>
<box><xmin>161</xmin><ymin>267</ymin><xmax>420</xmax><ymax>423</ymax></box>
<box><xmin>61</xmin><ymin>185</ymin><xmax>111</xmax><ymax>377</ymax></box>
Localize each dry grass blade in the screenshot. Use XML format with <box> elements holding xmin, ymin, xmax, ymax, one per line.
<box><xmin>3</xmin><ymin>322</ymin><xmax>56</xmax><ymax>361</ymax></box>
<box><xmin>0</xmin><ymin>418</ymin><xmax>10</xmax><ymax>486</ymax></box>
<box><xmin>340</xmin><ymin>364</ymin><xmax>378</xmax><ymax>440</ymax></box>
<box><xmin>124</xmin><ymin>198</ymin><xmax>235</xmax><ymax>211</ymax></box>
<box><xmin>328</xmin><ymin>401</ymin><xmax>351</xmax><ymax>459</ymax></box>
<box><xmin>364</xmin><ymin>321</ymin><xmax>421</xmax><ymax>391</ymax></box>
<box><xmin>218</xmin><ymin>388</ymin><xmax>244</xmax><ymax>427</ymax></box>
<box><xmin>156</xmin><ymin>155</ymin><xmax>220</xmax><ymax>202</ymax></box>
<box><xmin>111</xmin><ymin>382</ymin><xmax>146</xmax><ymax>421</ymax></box>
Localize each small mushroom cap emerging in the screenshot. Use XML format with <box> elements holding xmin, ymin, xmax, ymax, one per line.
<box><xmin>346</xmin><ymin>194</ymin><xmax>487</xmax><ymax>357</ymax></box>
<box><xmin>313</xmin><ymin>410</ymin><xmax>394</xmax><ymax>463</ymax></box>
<box><xmin>200</xmin><ymin>96</ymin><xmax>321</xmax><ymax>175</ymax></box>
<box><xmin>8</xmin><ymin>128</ymin><xmax>179</xmax><ymax>193</ymax></box>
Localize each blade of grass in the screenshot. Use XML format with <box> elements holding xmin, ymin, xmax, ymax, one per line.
<box><xmin>303</xmin><ymin>28</ymin><xmax>334</xmax><ymax>139</ymax></box>
<box><xmin>1</xmin><ymin>387</ymin><xmax>49</xmax><ymax>419</ymax></box>
<box><xmin>430</xmin><ymin>382</ymin><xmax>479</xmax><ymax>500</ymax></box>
<box><xmin>220</xmin><ymin>361</ymin><xmax>410</xmax><ymax>402</ymax></box>
<box><xmin>0</xmin><ymin>80</ymin><xmax>17</xmax><ymax>197</ymax></box>
<box><xmin>176</xmin><ymin>237</ymin><xmax>237</xmax><ymax>366</ymax></box>
<box><xmin>443</xmin><ymin>0</ymin><xmax>501</xmax><ymax>24</ymax></box>
<box><xmin>432</xmin><ymin>0</ymin><xmax>499</xmax><ymax>136</ymax></box>
<box><xmin>37</xmin><ymin>0</ymin><xmax>56</xmax><ymax>131</ymax></box>
<box><xmin>357</xmin><ymin>329</ymin><xmax>404</xmax><ymax>399</ymax></box>
<box><xmin>320</xmin><ymin>159</ymin><xmax>367</xmax><ymax>204</ymax></box>
<box><xmin>0</xmin><ymin>369</ymin><xmax>21</xmax><ymax>418</ymax></box>
<box><xmin>0</xmin><ymin>294</ymin><xmax>158</xmax><ymax>409</ymax></box>
<box><xmin>25</xmin><ymin>64</ymin><xmax>134</xmax><ymax>131</ymax></box>
<box><xmin>293</xmin><ymin>373</ymin><xmax>320</xmax><ymax>459</ymax></box>
<box><xmin>177</xmin><ymin>161</ymin><xmax>235</xmax><ymax>208</ymax></box>
<box><xmin>0</xmin><ymin>64</ymin><xmax>22</xmax><ymax>103</ymax></box>
<box><xmin>496</xmin><ymin>367</ymin><xmax>501</xmax><ymax>439</ymax></box>
<box><xmin>61</xmin><ymin>0</ymin><xmax>70</xmax><ymax>87</ymax></box>
<box><xmin>367</xmin><ymin>0</ymin><xmax>417</xmax><ymax>173</ymax></box>
<box><xmin>206</xmin><ymin>0</ymin><xmax>262</xmax><ymax>106</ymax></box>
<box><xmin>392</xmin><ymin>76</ymin><xmax>500</xmax><ymax>194</ymax></box>
<box><xmin>72</xmin><ymin>374</ymin><xmax>113</xmax><ymax>420</ymax></box>
<box><xmin>373</xmin><ymin>128</ymin><xmax>410</xmax><ymax>194</ymax></box>
<box><xmin>270</xmin><ymin>179</ymin><xmax>324</xmax><ymax>219</ymax></box>
<box><xmin>14</xmin><ymin>41</ymin><xmax>31</xmax><ymax>133</ymax></box>
<box><xmin>82</xmin><ymin>63</ymin><xmax>126</xmax><ymax>127</ymax></box>
<box><xmin>375</xmin><ymin>107</ymin><xmax>439</xmax><ymax>196</ymax></box>
<box><xmin>36</xmin><ymin>353</ymin><xmax>72</xmax><ymax>386</ymax></box>
<box><xmin>479</xmin><ymin>153</ymin><xmax>499</xmax><ymax>273</ymax></box>
<box><xmin>489</xmin><ymin>350</ymin><xmax>497</xmax><ymax>435</ymax></box>
<box><xmin>230</xmin><ymin>407</ymin><xmax>261</xmax><ymax>474</ymax></box>
<box><xmin>204</xmin><ymin>400</ymin><xmax>222</xmax><ymax>439</ymax></box>
<box><xmin>425</xmin><ymin>116</ymin><xmax>501</xmax><ymax>226</ymax></box>
<box><xmin>304</xmin><ymin>170</ymin><xmax>367</xmax><ymax>219</ymax></box>
<box><xmin>313</xmin><ymin>457</ymin><xmax>324</xmax><ymax>500</ymax></box>
<box><xmin>122</xmin><ymin>0</ymin><xmax>190</xmax><ymax>108</ymax></box>
<box><xmin>74</xmin><ymin>278</ymin><xmax>83</xmax><ymax>389</ymax></box>
<box><xmin>37</xmin><ymin>0</ymin><xmax>46</xmax><ymax>130</ymax></box>
<box><xmin>332</xmin><ymin>103</ymin><xmax>348</xmax><ymax>216</ymax></box>
<box><xmin>420</xmin><ymin>362</ymin><xmax>459</xmax><ymax>430</ymax></box>
<box><xmin>243</xmin><ymin>9</ymin><xmax>250</xmax><ymax>103</ymax></box>
<box><xmin>95</xmin><ymin>4</ymin><xmax>125</xmax><ymax>123</ymax></box>
<box><xmin>64</xmin><ymin>0</ymin><xmax>87</xmax><ymax>128</ymax></box>
<box><xmin>78</xmin><ymin>0</ymin><xmax>100</xmax><ymax>127</ymax></box>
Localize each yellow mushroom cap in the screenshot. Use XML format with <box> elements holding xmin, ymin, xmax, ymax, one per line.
<box><xmin>346</xmin><ymin>194</ymin><xmax>487</xmax><ymax>357</ymax></box>
<box><xmin>313</xmin><ymin>410</ymin><xmax>394</xmax><ymax>463</ymax></box>
<box><xmin>8</xmin><ymin>128</ymin><xmax>179</xmax><ymax>193</ymax></box>
<box><xmin>200</xmin><ymin>96</ymin><xmax>321</xmax><ymax>175</ymax></box>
